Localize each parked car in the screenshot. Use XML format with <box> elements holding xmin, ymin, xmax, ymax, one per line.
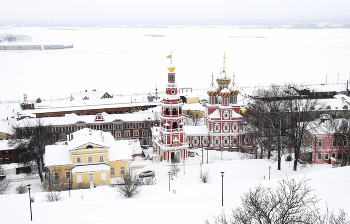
<box><xmin>139</xmin><ymin>170</ymin><xmax>155</xmax><ymax>178</ymax></box>
<box><xmin>188</xmin><ymin>151</ymin><xmax>195</xmax><ymax>157</ymax></box>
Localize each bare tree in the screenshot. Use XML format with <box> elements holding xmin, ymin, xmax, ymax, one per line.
<box><xmin>284</xmin><ymin>84</ymin><xmax>324</xmax><ymax>171</ymax></box>
<box><xmin>329</xmin><ymin>118</ymin><xmax>350</xmax><ymax>166</ymax></box>
<box><xmin>184</xmin><ymin>110</ymin><xmax>203</xmax><ymax>126</ymax></box>
<box><xmin>111</xmin><ymin>172</ymin><xmax>143</xmax><ymax>198</ymax></box>
<box><xmin>8</xmin><ymin>119</ymin><xmax>55</xmax><ymax>182</ymax></box>
<box><xmin>246</xmin><ymin>84</ymin><xmax>289</xmax><ymax>169</ymax></box>
<box><xmin>207</xmin><ymin>178</ymin><xmax>349</xmax><ymax>224</ymax></box>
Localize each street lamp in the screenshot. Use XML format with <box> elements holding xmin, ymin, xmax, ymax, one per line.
<box><xmin>221</xmin><ymin>172</ymin><xmax>224</xmax><ymax>206</ymax></box>
<box><xmin>183</xmin><ymin>159</ymin><xmax>185</xmax><ymax>175</ymax></box>
<box><xmin>168</xmin><ymin>171</ymin><xmax>171</xmax><ymax>191</ymax></box>
<box><xmin>269</xmin><ymin>166</ymin><xmax>271</xmax><ymax>180</ymax></box>
<box><xmin>68</xmin><ymin>178</ymin><xmax>71</xmax><ymax>197</ymax></box>
<box><xmin>27</xmin><ymin>184</ymin><xmax>32</xmax><ymax>221</ymax></box>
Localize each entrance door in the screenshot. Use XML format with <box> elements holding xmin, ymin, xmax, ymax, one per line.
<box><xmin>89</xmin><ymin>174</ymin><xmax>94</xmax><ymax>188</ymax></box>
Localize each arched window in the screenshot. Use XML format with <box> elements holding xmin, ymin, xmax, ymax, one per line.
<box><xmin>165</xmin><ymin>108</ymin><xmax>170</xmax><ymax>115</ymax></box>
<box><xmin>172</xmin><ymin>108</ymin><xmax>177</xmax><ymax>115</ymax></box>
<box><xmin>173</xmin><ymin>122</ymin><xmax>178</xmax><ymax>129</ymax></box>
<box><xmin>86</xmin><ymin>145</ymin><xmax>93</xmax><ymax>149</ymax></box>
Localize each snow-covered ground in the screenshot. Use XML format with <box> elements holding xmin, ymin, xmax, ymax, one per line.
<box><xmin>1</xmin><ymin>149</ymin><xmax>349</xmax><ymax>224</ymax></box>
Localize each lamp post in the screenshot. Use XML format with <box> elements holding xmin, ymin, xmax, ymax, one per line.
<box><xmin>221</xmin><ymin>172</ymin><xmax>224</xmax><ymax>206</ymax></box>
<box><xmin>27</xmin><ymin>184</ymin><xmax>32</xmax><ymax>221</ymax></box>
<box><xmin>183</xmin><ymin>159</ymin><xmax>185</xmax><ymax>175</ymax></box>
<box><xmin>269</xmin><ymin>166</ymin><xmax>271</xmax><ymax>180</ymax></box>
<box><xmin>68</xmin><ymin>178</ymin><xmax>71</xmax><ymax>197</ymax></box>
<box><xmin>168</xmin><ymin>171</ymin><xmax>170</xmax><ymax>191</ymax></box>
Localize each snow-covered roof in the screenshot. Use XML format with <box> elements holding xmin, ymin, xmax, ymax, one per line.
<box><xmin>184</xmin><ymin>125</ymin><xmax>208</xmax><ymax>135</ymax></box>
<box><xmin>182</xmin><ymin>103</ymin><xmax>205</xmax><ymax>111</ymax></box>
<box><xmin>44</xmin><ymin>145</ymin><xmax>73</xmax><ymax>167</ymax></box>
<box><xmin>70</xmin><ymin>90</ymin><xmax>113</xmax><ymax>101</ymax></box>
<box><xmin>45</xmin><ymin>129</ymin><xmax>133</xmax><ymax>167</ymax></box>
<box><xmin>109</xmin><ymin>139</ymin><xmax>133</xmax><ymax>161</ymax></box>
<box><xmin>0</xmin><ymin>140</ymin><xmax>15</xmax><ymax>151</ymax></box>
<box><xmin>67</xmin><ymin>128</ymin><xmax>110</xmax><ymax>151</ymax></box>
<box><xmin>16</xmin><ymin>111</ymin><xmax>158</xmax><ymax>127</ymax></box>
<box><xmin>129</xmin><ymin>139</ymin><xmax>142</xmax><ymax>155</ymax></box>
<box><xmin>71</xmin><ymin>164</ymin><xmax>110</xmax><ymax>174</ymax></box>
<box><xmin>208</xmin><ymin>109</ymin><xmax>220</xmax><ymax>118</ymax></box>
<box><xmin>19</xmin><ymin>98</ymin><xmax>159</xmax><ymax>117</ymax></box>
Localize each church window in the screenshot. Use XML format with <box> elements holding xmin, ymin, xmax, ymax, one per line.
<box><xmin>215</xmin><ymin>124</ymin><xmax>220</xmax><ymax>132</ymax></box>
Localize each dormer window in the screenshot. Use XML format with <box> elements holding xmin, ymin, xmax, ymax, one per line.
<box><xmin>86</xmin><ymin>145</ymin><xmax>93</xmax><ymax>149</ymax></box>
<box><xmin>95</xmin><ymin>113</ymin><xmax>104</xmax><ymax>121</ymax></box>
<box><xmin>223</xmin><ymin>111</ymin><xmax>229</xmax><ymax>120</ymax></box>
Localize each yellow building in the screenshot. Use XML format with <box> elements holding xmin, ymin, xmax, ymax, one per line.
<box><xmin>0</xmin><ymin>132</ymin><xmax>12</xmax><ymax>140</ymax></box>
<box><xmin>44</xmin><ymin>128</ymin><xmax>133</xmax><ymax>189</ymax></box>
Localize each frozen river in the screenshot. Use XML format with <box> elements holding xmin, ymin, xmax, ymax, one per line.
<box><xmin>0</xmin><ymin>26</ymin><xmax>350</xmax><ymax>101</ymax></box>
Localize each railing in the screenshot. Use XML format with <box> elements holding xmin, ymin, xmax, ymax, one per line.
<box><xmin>161</xmin><ymin>114</ymin><xmax>183</xmax><ymax>118</ymax></box>
<box><xmin>162</xmin><ymin>128</ymin><xmax>184</xmax><ymax>133</ymax></box>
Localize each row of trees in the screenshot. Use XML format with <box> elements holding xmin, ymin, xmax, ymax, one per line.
<box><xmin>246</xmin><ymin>84</ymin><xmax>325</xmax><ymax>171</ymax></box>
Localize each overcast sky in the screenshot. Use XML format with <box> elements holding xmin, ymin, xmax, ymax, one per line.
<box><xmin>1</xmin><ymin>0</ymin><xmax>350</xmax><ymax>25</ymax></box>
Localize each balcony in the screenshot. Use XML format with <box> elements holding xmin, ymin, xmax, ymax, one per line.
<box><xmin>162</xmin><ymin>128</ymin><xmax>184</xmax><ymax>133</ymax></box>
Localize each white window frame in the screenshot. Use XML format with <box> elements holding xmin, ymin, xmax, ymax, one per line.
<box><xmin>88</xmin><ymin>156</ymin><xmax>93</xmax><ymax>163</ymax></box>
<box><xmin>65</xmin><ymin>171</ymin><xmax>71</xmax><ymax>180</ymax></box>
<box><xmin>325</xmin><ymin>153</ymin><xmax>329</xmax><ymax>160</ymax></box>
<box><xmin>317</xmin><ymin>153</ymin><xmax>322</xmax><ymax>160</ymax></box>
<box><xmin>120</xmin><ymin>167</ymin><xmax>125</xmax><ymax>175</ymax></box>
<box><xmin>223</xmin><ymin>124</ymin><xmax>229</xmax><ymax>133</ymax></box>
<box><xmin>76</xmin><ymin>157</ymin><xmax>81</xmax><ymax>163</ymax></box>
<box><xmin>214</xmin><ymin>124</ymin><xmax>220</xmax><ymax>132</ymax></box>
<box><xmin>115</xmin><ymin>132</ymin><xmax>121</xmax><ymax>138</ymax></box>
<box><xmin>233</xmin><ymin>138</ymin><xmax>238</xmax><ymax>145</ymax></box>
<box><xmin>134</xmin><ymin>131</ymin><xmax>139</xmax><ymax>137</ymax></box>
<box><xmin>223</xmin><ymin>137</ymin><xmax>229</xmax><ymax>146</ymax></box>
<box><xmin>223</xmin><ymin>111</ymin><xmax>229</xmax><ymax>120</ymax></box>
<box><xmin>318</xmin><ymin>139</ymin><xmax>323</xmax><ymax>147</ymax></box>
<box><xmin>124</xmin><ymin>131</ymin><xmax>130</xmax><ymax>137</ymax></box>
<box><xmin>215</xmin><ymin>138</ymin><xmax>220</xmax><ymax>146</ymax></box>
<box><xmin>99</xmin><ymin>155</ymin><xmax>104</xmax><ymax>162</ymax></box>
<box><xmin>111</xmin><ymin>168</ymin><xmax>115</xmax><ymax>176</ymax></box>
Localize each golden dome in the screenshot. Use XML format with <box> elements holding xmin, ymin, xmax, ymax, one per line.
<box><xmin>240</xmin><ymin>105</ymin><xmax>247</xmax><ymax>116</ymax></box>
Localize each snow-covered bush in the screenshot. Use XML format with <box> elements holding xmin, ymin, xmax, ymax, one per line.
<box><xmin>45</xmin><ymin>191</ymin><xmax>62</xmax><ymax>202</ymax></box>
<box><xmin>169</xmin><ymin>165</ymin><xmax>180</xmax><ymax>178</ymax></box>
<box><xmin>142</xmin><ymin>177</ymin><xmax>157</xmax><ymax>185</ymax></box>
<box><xmin>199</xmin><ymin>170</ymin><xmax>210</xmax><ymax>183</ymax></box>
<box><xmin>207</xmin><ymin>178</ymin><xmax>349</xmax><ymax>224</ymax></box>
<box><xmin>0</xmin><ymin>180</ymin><xmax>10</xmax><ymax>195</ymax></box>
<box><xmin>111</xmin><ymin>172</ymin><xmax>142</xmax><ymax>198</ymax></box>
<box><xmin>15</xmin><ymin>183</ymin><xmax>27</xmax><ymax>194</ymax></box>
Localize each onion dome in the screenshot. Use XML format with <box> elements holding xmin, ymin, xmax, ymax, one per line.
<box><xmin>207</xmin><ymin>72</ymin><xmax>218</xmax><ymax>96</ymax></box>
<box><xmin>168</xmin><ymin>64</ymin><xmax>175</xmax><ymax>73</ymax></box>
<box><xmin>240</xmin><ymin>105</ymin><xmax>247</xmax><ymax>116</ymax></box>
<box><xmin>229</xmin><ymin>73</ymin><xmax>239</xmax><ymax>95</ymax></box>
<box><xmin>166</xmin><ymin>52</ymin><xmax>175</xmax><ymax>72</ymax></box>
<box><xmin>216</xmin><ymin>74</ymin><xmax>231</xmax><ymax>87</ymax></box>
<box><xmin>207</xmin><ymin>86</ymin><xmax>218</xmax><ymax>96</ymax></box>
<box><xmin>220</xmin><ymin>88</ymin><xmax>231</xmax><ymax>98</ymax></box>
<box><xmin>216</xmin><ymin>53</ymin><xmax>231</xmax><ymax>86</ymax></box>
<box><xmin>230</xmin><ymin>85</ymin><xmax>239</xmax><ymax>95</ymax></box>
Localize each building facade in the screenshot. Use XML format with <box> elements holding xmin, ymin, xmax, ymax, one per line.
<box><xmin>152</xmin><ymin>55</ymin><xmax>189</xmax><ymax>162</ymax></box>
<box><xmin>44</xmin><ymin>128</ymin><xmax>133</xmax><ymax>188</ymax></box>
<box><xmin>184</xmin><ymin>54</ymin><xmax>255</xmax><ymax>153</ymax></box>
